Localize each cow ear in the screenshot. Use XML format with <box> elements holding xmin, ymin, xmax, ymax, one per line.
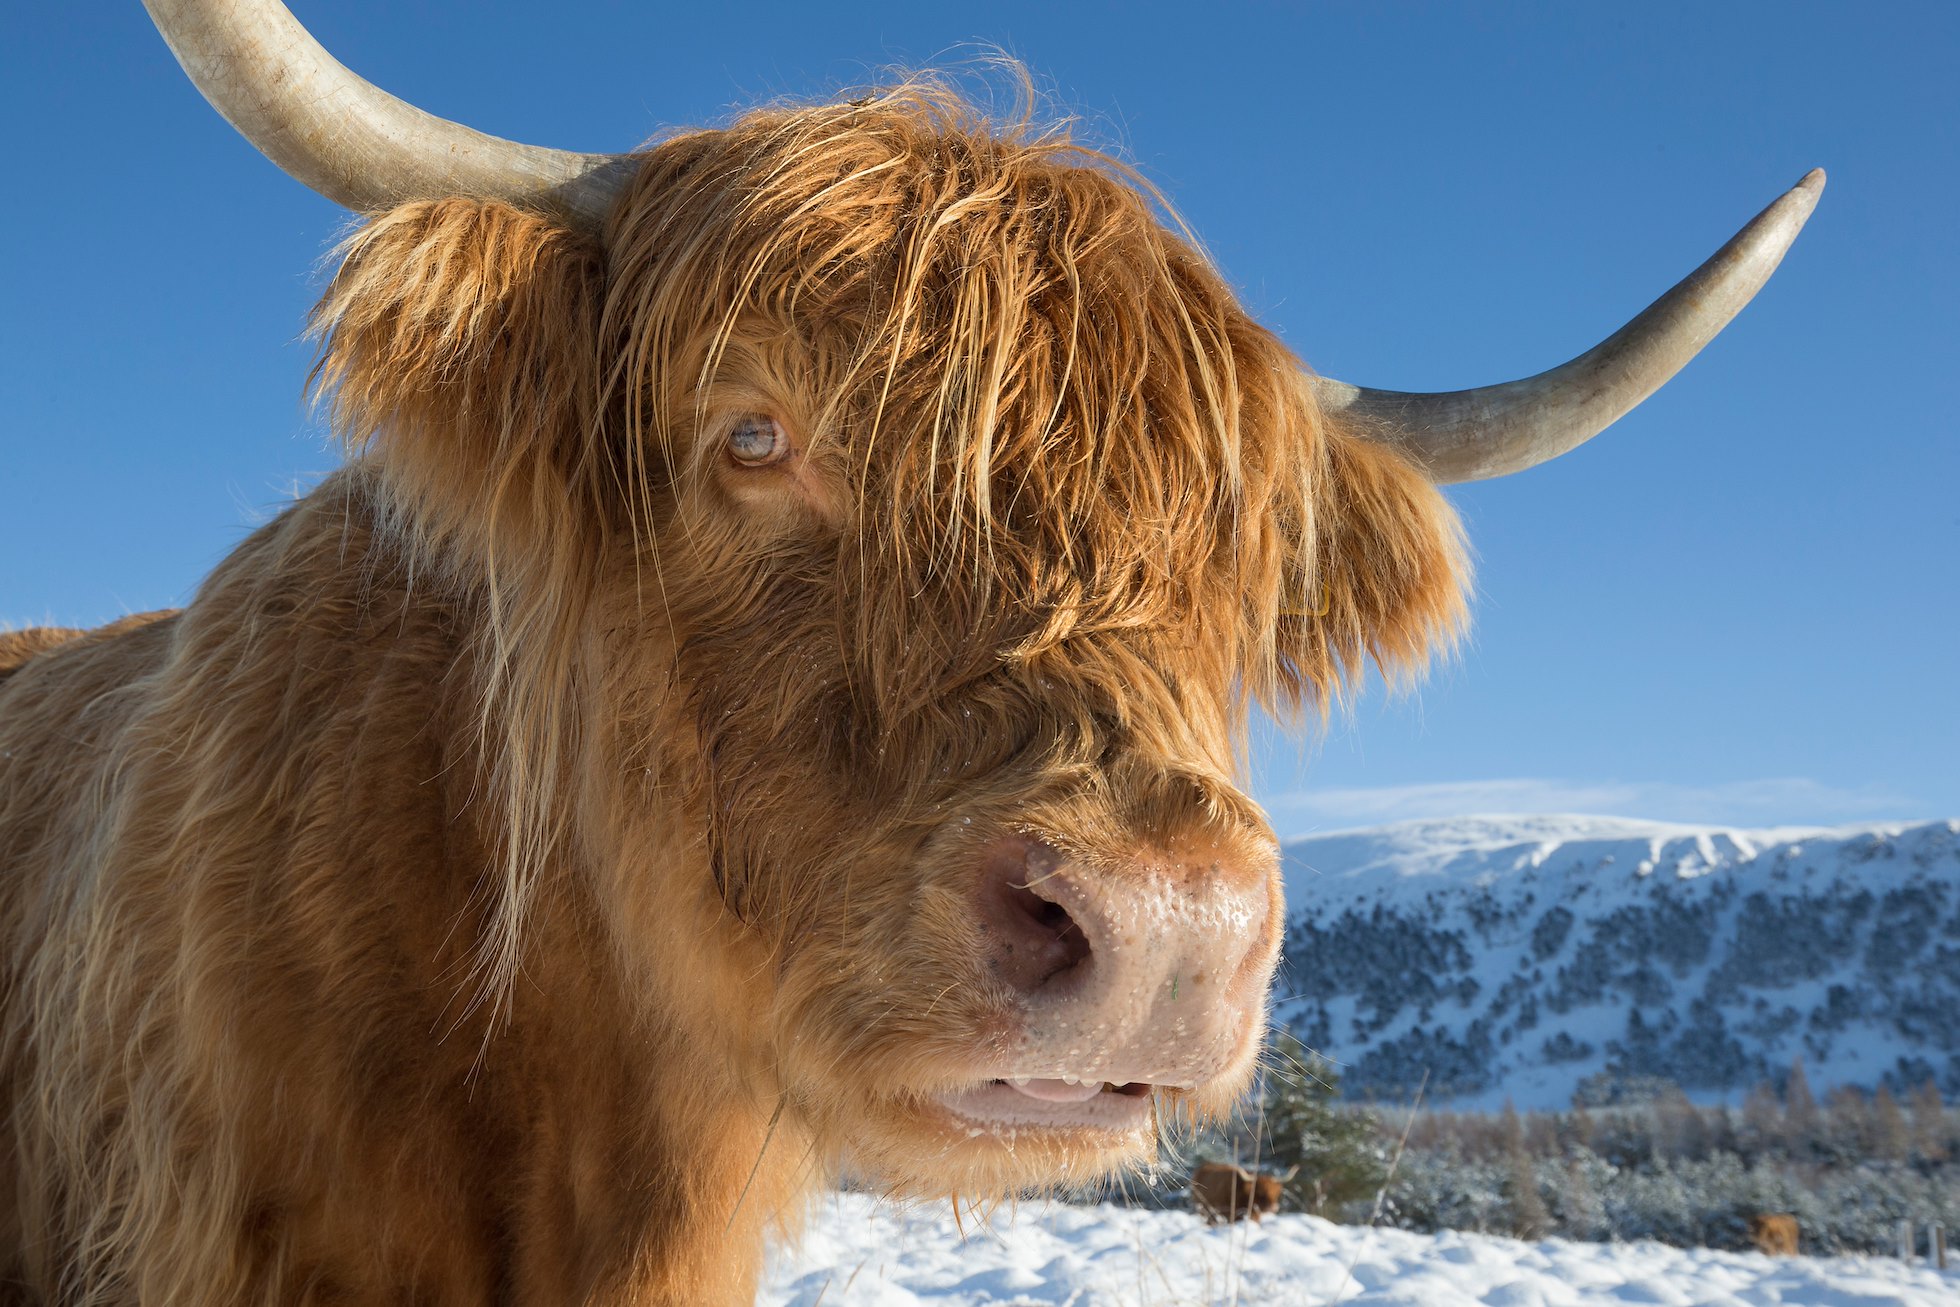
<box><xmin>1277</xmin><ymin>423</ymin><xmax>1470</xmax><ymax>710</ymax></box>
<box><xmin>309</xmin><ymin>198</ymin><xmax>608</xmax><ymax>561</ymax></box>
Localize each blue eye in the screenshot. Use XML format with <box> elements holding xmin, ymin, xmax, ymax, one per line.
<box><xmin>727</xmin><ymin>415</ymin><xmax>790</xmax><ymax>466</ymax></box>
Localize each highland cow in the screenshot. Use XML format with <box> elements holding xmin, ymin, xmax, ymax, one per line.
<box><xmin>0</xmin><ymin>2</ymin><xmax>1820</xmax><ymax>1303</ymax></box>
<box><xmin>1190</xmin><ymin>1163</ymin><xmax>1285</xmax><ymax>1225</ymax></box>
<box><xmin>1750</xmin><ymin>1213</ymin><xmax>1801</xmax><ymax>1257</ymax></box>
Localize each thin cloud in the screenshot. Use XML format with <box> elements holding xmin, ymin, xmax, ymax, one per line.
<box><xmin>1258</xmin><ymin>776</ymin><xmax>1930</xmax><ymax>838</ymax></box>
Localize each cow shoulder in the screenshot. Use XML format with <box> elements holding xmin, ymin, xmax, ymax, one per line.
<box><xmin>0</xmin><ymin>613</ymin><xmax>175</xmax><ymax>688</ymax></box>
<box><xmin>0</xmin><ymin>628</ymin><xmax>82</xmax><ymax>684</ymax></box>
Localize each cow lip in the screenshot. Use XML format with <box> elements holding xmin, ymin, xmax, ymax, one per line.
<box><xmin>930</xmin><ymin>1079</ymin><xmax>1155</xmax><ymax>1136</ymax></box>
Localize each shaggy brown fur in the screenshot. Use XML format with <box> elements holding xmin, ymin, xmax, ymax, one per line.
<box><xmin>1750</xmin><ymin>1213</ymin><xmax>1801</xmax><ymax>1256</ymax></box>
<box><xmin>1189</xmin><ymin>1162</ymin><xmax>1284</xmax><ymax>1225</ymax></box>
<box><xmin>1</xmin><ymin>85</ymin><xmax>1466</xmax><ymax>1304</ymax></box>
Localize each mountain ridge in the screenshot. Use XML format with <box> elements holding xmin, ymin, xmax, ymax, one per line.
<box><xmin>1273</xmin><ymin>814</ymin><xmax>1960</xmax><ymax>1111</ymax></box>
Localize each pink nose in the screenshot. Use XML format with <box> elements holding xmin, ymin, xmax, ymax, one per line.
<box><xmin>973</xmin><ymin>835</ymin><xmax>1277</xmax><ymax>1088</ymax></box>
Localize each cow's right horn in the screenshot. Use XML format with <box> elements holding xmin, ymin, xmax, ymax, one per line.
<box><xmin>1313</xmin><ymin>170</ymin><xmax>1824</xmax><ymax>484</ymax></box>
<box><xmin>143</xmin><ymin>0</ymin><xmax>634</xmax><ymax>233</ymax></box>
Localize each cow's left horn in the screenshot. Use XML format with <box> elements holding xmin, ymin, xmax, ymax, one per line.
<box><xmin>143</xmin><ymin>0</ymin><xmax>635</xmax><ymax>232</ymax></box>
<box><xmin>1313</xmin><ymin>170</ymin><xmax>1824</xmax><ymax>484</ymax></box>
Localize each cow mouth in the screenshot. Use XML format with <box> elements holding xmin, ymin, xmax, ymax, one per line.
<box><xmin>994</xmin><ymin>1076</ymin><xmax>1153</xmax><ymax>1102</ymax></box>
<box><xmin>932</xmin><ymin>1077</ymin><xmax>1155</xmax><ymax>1135</ymax></box>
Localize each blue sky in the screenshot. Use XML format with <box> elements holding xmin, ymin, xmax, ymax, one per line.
<box><xmin>4</xmin><ymin>3</ymin><xmax>1954</xmax><ymax>836</ymax></box>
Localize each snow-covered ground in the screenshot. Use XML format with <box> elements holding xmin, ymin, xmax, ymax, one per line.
<box><xmin>762</xmin><ymin>1194</ymin><xmax>1957</xmax><ymax>1306</ymax></box>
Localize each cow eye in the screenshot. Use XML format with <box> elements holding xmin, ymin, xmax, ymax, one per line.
<box><xmin>726</xmin><ymin>415</ymin><xmax>790</xmax><ymax>467</ymax></box>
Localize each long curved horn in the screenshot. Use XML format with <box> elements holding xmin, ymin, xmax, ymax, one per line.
<box><xmin>142</xmin><ymin>0</ymin><xmax>635</xmax><ymax>232</ymax></box>
<box><xmin>1313</xmin><ymin>170</ymin><xmax>1824</xmax><ymax>484</ymax></box>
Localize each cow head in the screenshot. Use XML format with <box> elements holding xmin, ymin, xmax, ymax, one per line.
<box><xmin>146</xmin><ymin>0</ymin><xmax>1820</xmax><ymax>1200</ymax></box>
<box><xmin>305</xmin><ymin>92</ymin><xmax>1463</xmax><ymax>1193</ymax></box>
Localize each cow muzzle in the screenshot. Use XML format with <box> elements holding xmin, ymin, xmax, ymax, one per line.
<box><xmin>937</xmin><ymin>832</ymin><xmax>1279</xmax><ymax>1136</ymax></box>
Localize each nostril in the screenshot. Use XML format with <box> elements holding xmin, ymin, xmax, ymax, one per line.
<box><xmin>1005</xmin><ymin>879</ymin><xmax>1091</xmax><ymax>968</ymax></box>
<box><xmin>1030</xmin><ymin>897</ymin><xmax>1072</xmax><ymax>937</ymax></box>
<box><xmin>977</xmin><ymin>838</ymin><xmax>1093</xmax><ymax>995</ymax></box>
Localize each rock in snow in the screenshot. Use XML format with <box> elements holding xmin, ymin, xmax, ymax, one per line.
<box><xmin>762</xmin><ymin>1193</ymin><xmax>1957</xmax><ymax>1306</ymax></box>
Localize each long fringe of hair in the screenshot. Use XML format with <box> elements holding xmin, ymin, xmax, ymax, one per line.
<box><xmin>307</xmin><ymin>73</ymin><xmax>1468</xmax><ymax>1019</ymax></box>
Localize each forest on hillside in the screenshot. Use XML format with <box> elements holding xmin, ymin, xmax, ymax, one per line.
<box><xmin>1136</xmin><ymin>1037</ymin><xmax>1958</xmax><ymax>1256</ymax></box>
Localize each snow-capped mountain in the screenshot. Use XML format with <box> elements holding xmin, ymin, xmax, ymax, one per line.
<box><xmin>1274</xmin><ymin>815</ymin><xmax>1960</xmax><ymax>1111</ymax></box>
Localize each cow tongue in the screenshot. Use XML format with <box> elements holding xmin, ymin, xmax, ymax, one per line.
<box><xmin>1002</xmin><ymin>1077</ymin><xmax>1105</xmax><ymax>1103</ymax></box>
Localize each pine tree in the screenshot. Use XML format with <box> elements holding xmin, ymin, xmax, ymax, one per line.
<box><xmin>1498</xmin><ymin>1100</ymin><xmax>1551</xmax><ymax>1238</ymax></box>
<box><xmin>1910</xmin><ymin>1078</ymin><xmax>1948</xmax><ymax>1163</ymax></box>
<box><xmin>1822</xmin><ymin>1085</ymin><xmax>1870</xmax><ymax>1164</ymax></box>
<box><xmin>1524</xmin><ymin>1111</ymin><xmax>1559</xmax><ymax>1160</ymax></box>
<box><xmin>1702</xmin><ymin>1100</ymin><xmax>1739</xmax><ymax>1157</ymax></box>
<box><xmin>1741</xmin><ymin>1080</ymin><xmax>1783</xmax><ymax>1160</ymax></box>
<box><xmin>1555</xmin><ymin>1154</ymin><xmax>1607</xmax><ymax>1242</ymax></box>
<box><xmin>1565</xmin><ymin>1104</ymin><xmax>1597</xmax><ymax>1154</ymax></box>
<box><xmin>1870</xmin><ymin>1084</ymin><xmax>1909</xmax><ymax>1162</ymax></box>
<box><xmin>1255</xmin><ymin>1032</ymin><xmax>1387</xmax><ymax>1217</ymax></box>
<box><xmin>1654</xmin><ymin>1087</ymin><xmax>1708</xmax><ymax>1161</ymax></box>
